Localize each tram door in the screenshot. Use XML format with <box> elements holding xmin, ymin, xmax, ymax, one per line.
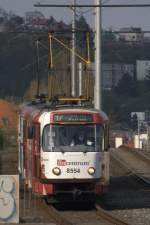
<box><xmin>33</xmin><ymin>123</ymin><xmax>41</xmax><ymax>178</ymax></box>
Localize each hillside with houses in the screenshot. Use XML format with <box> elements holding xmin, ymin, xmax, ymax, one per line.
<box><xmin>0</xmin><ymin>8</ymin><xmax>150</xmax><ymax>130</ymax></box>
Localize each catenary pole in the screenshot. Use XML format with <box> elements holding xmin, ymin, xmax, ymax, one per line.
<box><xmin>78</xmin><ymin>62</ymin><xmax>83</xmax><ymax>97</ymax></box>
<box><xmin>71</xmin><ymin>0</ymin><xmax>76</xmax><ymax>97</ymax></box>
<box><xmin>94</xmin><ymin>0</ymin><xmax>102</xmax><ymax>110</ymax></box>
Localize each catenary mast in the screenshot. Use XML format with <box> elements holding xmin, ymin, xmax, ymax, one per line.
<box><xmin>71</xmin><ymin>0</ymin><xmax>76</xmax><ymax>97</ymax></box>
<box><xmin>94</xmin><ymin>0</ymin><xmax>102</xmax><ymax>110</ymax></box>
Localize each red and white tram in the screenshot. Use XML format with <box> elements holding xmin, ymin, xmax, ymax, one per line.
<box><xmin>18</xmin><ymin>98</ymin><xmax>109</xmax><ymax>201</ymax></box>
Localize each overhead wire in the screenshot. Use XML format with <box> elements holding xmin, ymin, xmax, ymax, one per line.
<box><xmin>76</xmin><ymin>0</ymin><xmax>111</xmax><ymax>17</ymax></box>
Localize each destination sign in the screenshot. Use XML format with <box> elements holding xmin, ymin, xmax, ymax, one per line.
<box><xmin>54</xmin><ymin>114</ymin><xmax>93</xmax><ymax>122</ymax></box>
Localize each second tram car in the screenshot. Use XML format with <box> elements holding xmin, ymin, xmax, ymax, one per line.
<box><xmin>18</xmin><ymin>98</ymin><xmax>109</xmax><ymax>202</ymax></box>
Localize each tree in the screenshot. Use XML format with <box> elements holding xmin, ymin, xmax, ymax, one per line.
<box><xmin>7</xmin><ymin>14</ymin><xmax>23</xmax><ymax>31</ymax></box>
<box><xmin>115</xmin><ymin>73</ymin><xmax>137</xmax><ymax>97</ymax></box>
<box><xmin>102</xmin><ymin>30</ymin><xmax>116</xmax><ymax>42</ymax></box>
<box><xmin>75</xmin><ymin>16</ymin><xmax>94</xmax><ymax>50</ymax></box>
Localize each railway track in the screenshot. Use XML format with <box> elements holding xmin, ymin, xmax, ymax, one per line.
<box><xmin>19</xmin><ymin>178</ymin><xmax>132</xmax><ymax>225</ymax></box>
<box><xmin>0</xmin><ymin>148</ymin><xmax>133</xmax><ymax>225</ymax></box>
<box><xmin>95</xmin><ymin>205</ymin><xmax>132</xmax><ymax>225</ymax></box>
<box><xmin>38</xmin><ymin>199</ymin><xmax>132</xmax><ymax>225</ymax></box>
<box><xmin>0</xmin><ymin>147</ymin><xmax>148</xmax><ymax>225</ymax></box>
<box><xmin>111</xmin><ymin>147</ymin><xmax>150</xmax><ymax>185</ymax></box>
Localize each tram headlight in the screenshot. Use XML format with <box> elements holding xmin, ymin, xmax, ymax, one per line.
<box><xmin>52</xmin><ymin>167</ymin><xmax>61</xmax><ymax>176</ymax></box>
<box><xmin>88</xmin><ymin>167</ymin><xmax>95</xmax><ymax>175</ymax></box>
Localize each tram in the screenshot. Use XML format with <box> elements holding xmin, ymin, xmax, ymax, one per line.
<box><xmin>18</xmin><ymin>97</ymin><xmax>109</xmax><ymax>201</ymax></box>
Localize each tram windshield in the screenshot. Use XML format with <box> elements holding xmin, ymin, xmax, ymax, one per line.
<box><xmin>42</xmin><ymin>124</ymin><xmax>103</xmax><ymax>152</ymax></box>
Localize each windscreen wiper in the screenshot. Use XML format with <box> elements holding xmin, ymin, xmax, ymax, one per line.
<box><xmin>83</xmin><ymin>149</ymin><xmax>88</xmax><ymax>153</ymax></box>
<box><xmin>59</xmin><ymin>147</ymin><xmax>65</xmax><ymax>153</ymax></box>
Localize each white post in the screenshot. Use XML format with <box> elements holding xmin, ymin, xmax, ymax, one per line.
<box><xmin>138</xmin><ymin>118</ymin><xmax>140</xmax><ymax>148</ymax></box>
<box><xmin>71</xmin><ymin>0</ymin><xmax>76</xmax><ymax>97</ymax></box>
<box><xmin>94</xmin><ymin>0</ymin><xmax>102</xmax><ymax>110</ymax></box>
<box><xmin>78</xmin><ymin>62</ymin><xmax>83</xmax><ymax>96</ymax></box>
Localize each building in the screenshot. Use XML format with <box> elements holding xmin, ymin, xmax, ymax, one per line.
<box><xmin>25</xmin><ymin>11</ymin><xmax>45</xmax><ymax>23</ymax></box>
<box><xmin>89</xmin><ymin>63</ymin><xmax>134</xmax><ymax>90</ymax></box>
<box><xmin>25</xmin><ymin>11</ymin><xmax>48</xmax><ymax>29</ymax></box>
<box><xmin>136</xmin><ymin>60</ymin><xmax>150</xmax><ymax>80</ymax></box>
<box><xmin>102</xmin><ymin>63</ymin><xmax>135</xmax><ymax>89</ymax></box>
<box><xmin>117</xmin><ymin>27</ymin><xmax>144</xmax><ymax>43</ymax></box>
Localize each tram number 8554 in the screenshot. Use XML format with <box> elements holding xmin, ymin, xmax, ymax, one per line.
<box><xmin>66</xmin><ymin>168</ymin><xmax>80</xmax><ymax>173</ymax></box>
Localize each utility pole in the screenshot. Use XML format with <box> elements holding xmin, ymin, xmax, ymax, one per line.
<box><xmin>36</xmin><ymin>39</ymin><xmax>40</xmax><ymax>96</ymax></box>
<box><xmin>71</xmin><ymin>0</ymin><xmax>76</xmax><ymax>97</ymax></box>
<box><xmin>94</xmin><ymin>0</ymin><xmax>102</xmax><ymax>110</ymax></box>
<box><xmin>78</xmin><ymin>62</ymin><xmax>83</xmax><ymax>96</ymax></box>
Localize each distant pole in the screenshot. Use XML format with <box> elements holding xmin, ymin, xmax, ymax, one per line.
<box><xmin>71</xmin><ymin>0</ymin><xmax>76</xmax><ymax>97</ymax></box>
<box><xmin>94</xmin><ymin>0</ymin><xmax>102</xmax><ymax>110</ymax></box>
<box><xmin>36</xmin><ymin>39</ymin><xmax>40</xmax><ymax>96</ymax></box>
<box><xmin>138</xmin><ymin>118</ymin><xmax>140</xmax><ymax>148</ymax></box>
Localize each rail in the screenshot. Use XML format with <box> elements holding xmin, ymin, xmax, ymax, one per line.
<box><xmin>111</xmin><ymin>147</ymin><xmax>150</xmax><ymax>185</ymax></box>
<box><xmin>31</xmin><ymin>197</ymin><xmax>133</xmax><ymax>225</ymax></box>
<box><xmin>35</xmin><ymin>198</ymin><xmax>73</xmax><ymax>225</ymax></box>
<box><xmin>96</xmin><ymin>205</ymin><xmax>132</xmax><ymax>225</ymax></box>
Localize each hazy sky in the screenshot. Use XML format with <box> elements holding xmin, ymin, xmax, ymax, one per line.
<box><xmin>0</xmin><ymin>0</ymin><xmax>150</xmax><ymax>30</ymax></box>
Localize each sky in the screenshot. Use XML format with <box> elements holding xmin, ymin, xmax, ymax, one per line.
<box><xmin>0</xmin><ymin>0</ymin><xmax>150</xmax><ymax>30</ymax></box>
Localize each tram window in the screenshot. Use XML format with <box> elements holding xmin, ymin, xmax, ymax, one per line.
<box><xmin>42</xmin><ymin>124</ymin><xmax>104</xmax><ymax>152</ymax></box>
<box><xmin>104</xmin><ymin>124</ymin><xmax>110</xmax><ymax>151</ymax></box>
<box><xmin>42</xmin><ymin>125</ymin><xmax>55</xmax><ymax>151</ymax></box>
<box><xmin>95</xmin><ymin>125</ymin><xmax>103</xmax><ymax>152</ymax></box>
<box><xmin>33</xmin><ymin>124</ymin><xmax>40</xmax><ymax>152</ymax></box>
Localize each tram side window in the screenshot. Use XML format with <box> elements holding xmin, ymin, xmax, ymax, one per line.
<box><xmin>42</xmin><ymin>125</ymin><xmax>53</xmax><ymax>151</ymax></box>
<box><xmin>33</xmin><ymin>123</ymin><xmax>40</xmax><ymax>152</ymax></box>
